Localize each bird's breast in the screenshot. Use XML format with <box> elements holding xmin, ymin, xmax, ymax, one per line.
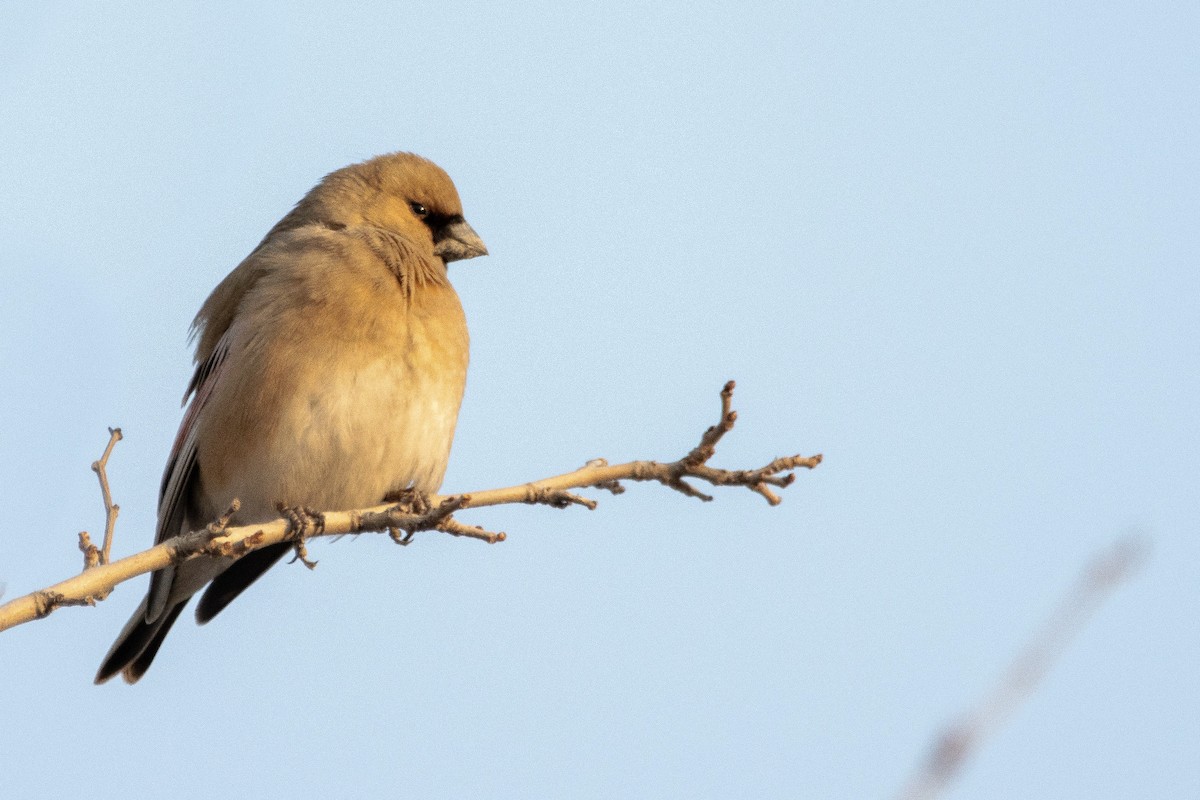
<box><xmin>199</xmin><ymin>280</ymin><xmax>469</xmax><ymax>521</ymax></box>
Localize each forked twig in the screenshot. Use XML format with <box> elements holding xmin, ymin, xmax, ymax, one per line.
<box><xmin>74</xmin><ymin>427</ymin><xmax>124</xmax><ymax>603</ymax></box>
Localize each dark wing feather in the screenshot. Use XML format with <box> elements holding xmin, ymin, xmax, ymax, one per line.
<box><xmin>146</xmin><ymin>333</ymin><xmax>230</xmax><ymax>621</ymax></box>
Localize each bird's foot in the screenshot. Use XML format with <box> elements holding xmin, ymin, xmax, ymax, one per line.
<box><xmin>277</xmin><ymin>503</ymin><xmax>324</xmax><ymax>570</ymax></box>
<box><xmin>382</xmin><ymin>487</ymin><xmax>435</xmax><ymax>546</ymax></box>
<box><xmin>382</xmin><ymin>486</ymin><xmax>432</xmax><ymax>514</ymax></box>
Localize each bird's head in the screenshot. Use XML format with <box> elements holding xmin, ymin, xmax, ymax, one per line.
<box><xmin>268</xmin><ymin>151</ymin><xmax>488</xmax><ymax>264</ymax></box>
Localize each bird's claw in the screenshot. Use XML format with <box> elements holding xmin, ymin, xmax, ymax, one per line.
<box><xmin>388</xmin><ymin>526</ymin><xmax>416</xmax><ymax>546</ymax></box>
<box><xmin>277</xmin><ymin>503</ymin><xmax>324</xmax><ymax>569</ymax></box>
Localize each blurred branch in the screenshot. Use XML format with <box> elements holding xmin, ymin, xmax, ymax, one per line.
<box><xmin>895</xmin><ymin>536</ymin><xmax>1149</xmax><ymax>800</ymax></box>
<box><xmin>0</xmin><ymin>381</ymin><xmax>821</xmax><ymax>633</ymax></box>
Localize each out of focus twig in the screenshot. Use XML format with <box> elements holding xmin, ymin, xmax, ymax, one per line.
<box><xmin>895</xmin><ymin>536</ymin><xmax>1148</xmax><ymax>800</ymax></box>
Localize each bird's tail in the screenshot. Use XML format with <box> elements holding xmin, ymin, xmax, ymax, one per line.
<box><xmin>94</xmin><ymin>596</ymin><xmax>187</xmax><ymax>685</ymax></box>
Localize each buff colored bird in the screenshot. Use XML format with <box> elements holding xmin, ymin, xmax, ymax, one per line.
<box><xmin>96</xmin><ymin>152</ymin><xmax>486</xmax><ymax>684</ymax></box>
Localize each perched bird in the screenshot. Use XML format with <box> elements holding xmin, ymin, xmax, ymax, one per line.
<box><xmin>95</xmin><ymin>152</ymin><xmax>486</xmax><ymax>684</ymax></box>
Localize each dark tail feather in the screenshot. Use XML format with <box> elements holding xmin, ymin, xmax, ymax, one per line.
<box><xmin>95</xmin><ymin>599</ymin><xmax>188</xmax><ymax>685</ymax></box>
<box><xmin>195</xmin><ymin>542</ymin><xmax>290</xmax><ymax>624</ymax></box>
<box><xmin>97</xmin><ymin>542</ymin><xmax>289</xmax><ymax>683</ymax></box>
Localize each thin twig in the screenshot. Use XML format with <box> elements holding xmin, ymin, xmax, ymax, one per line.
<box><xmin>92</xmin><ymin>427</ymin><xmax>123</xmax><ymax>565</ymax></box>
<box><xmin>75</xmin><ymin>428</ymin><xmax>124</xmax><ymax>603</ymax></box>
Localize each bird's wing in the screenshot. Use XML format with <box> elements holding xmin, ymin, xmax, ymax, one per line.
<box><xmin>145</xmin><ymin>330</ymin><xmax>231</xmax><ymax>621</ymax></box>
<box><xmin>143</xmin><ymin>249</ymin><xmax>274</xmax><ymax>622</ymax></box>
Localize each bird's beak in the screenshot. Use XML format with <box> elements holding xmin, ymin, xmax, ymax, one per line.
<box><xmin>434</xmin><ymin>218</ymin><xmax>488</xmax><ymax>263</ymax></box>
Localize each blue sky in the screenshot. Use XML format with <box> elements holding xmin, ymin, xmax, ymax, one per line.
<box><xmin>1</xmin><ymin>3</ymin><xmax>1196</xmax><ymax>798</ymax></box>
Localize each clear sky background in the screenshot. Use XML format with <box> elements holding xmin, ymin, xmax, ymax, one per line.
<box><xmin>1</xmin><ymin>3</ymin><xmax>1196</xmax><ymax>798</ymax></box>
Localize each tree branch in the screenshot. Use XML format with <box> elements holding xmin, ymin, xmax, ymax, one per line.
<box><xmin>0</xmin><ymin>381</ymin><xmax>820</xmax><ymax>632</ymax></box>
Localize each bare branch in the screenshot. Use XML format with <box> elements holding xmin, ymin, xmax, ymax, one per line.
<box><xmin>0</xmin><ymin>381</ymin><xmax>820</xmax><ymax>632</ymax></box>
<box><xmin>894</xmin><ymin>535</ymin><xmax>1149</xmax><ymax>800</ymax></box>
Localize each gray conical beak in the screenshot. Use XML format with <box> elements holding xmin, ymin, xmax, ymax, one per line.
<box><xmin>434</xmin><ymin>218</ymin><xmax>488</xmax><ymax>263</ymax></box>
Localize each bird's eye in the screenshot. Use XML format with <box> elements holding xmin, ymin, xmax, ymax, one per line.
<box><xmin>410</xmin><ymin>201</ymin><xmax>429</xmax><ymax>218</ymax></box>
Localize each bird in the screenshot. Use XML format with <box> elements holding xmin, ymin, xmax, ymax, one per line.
<box><xmin>95</xmin><ymin>152</ymin><xmax>487</xmax><ymax>684</ymax></box>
